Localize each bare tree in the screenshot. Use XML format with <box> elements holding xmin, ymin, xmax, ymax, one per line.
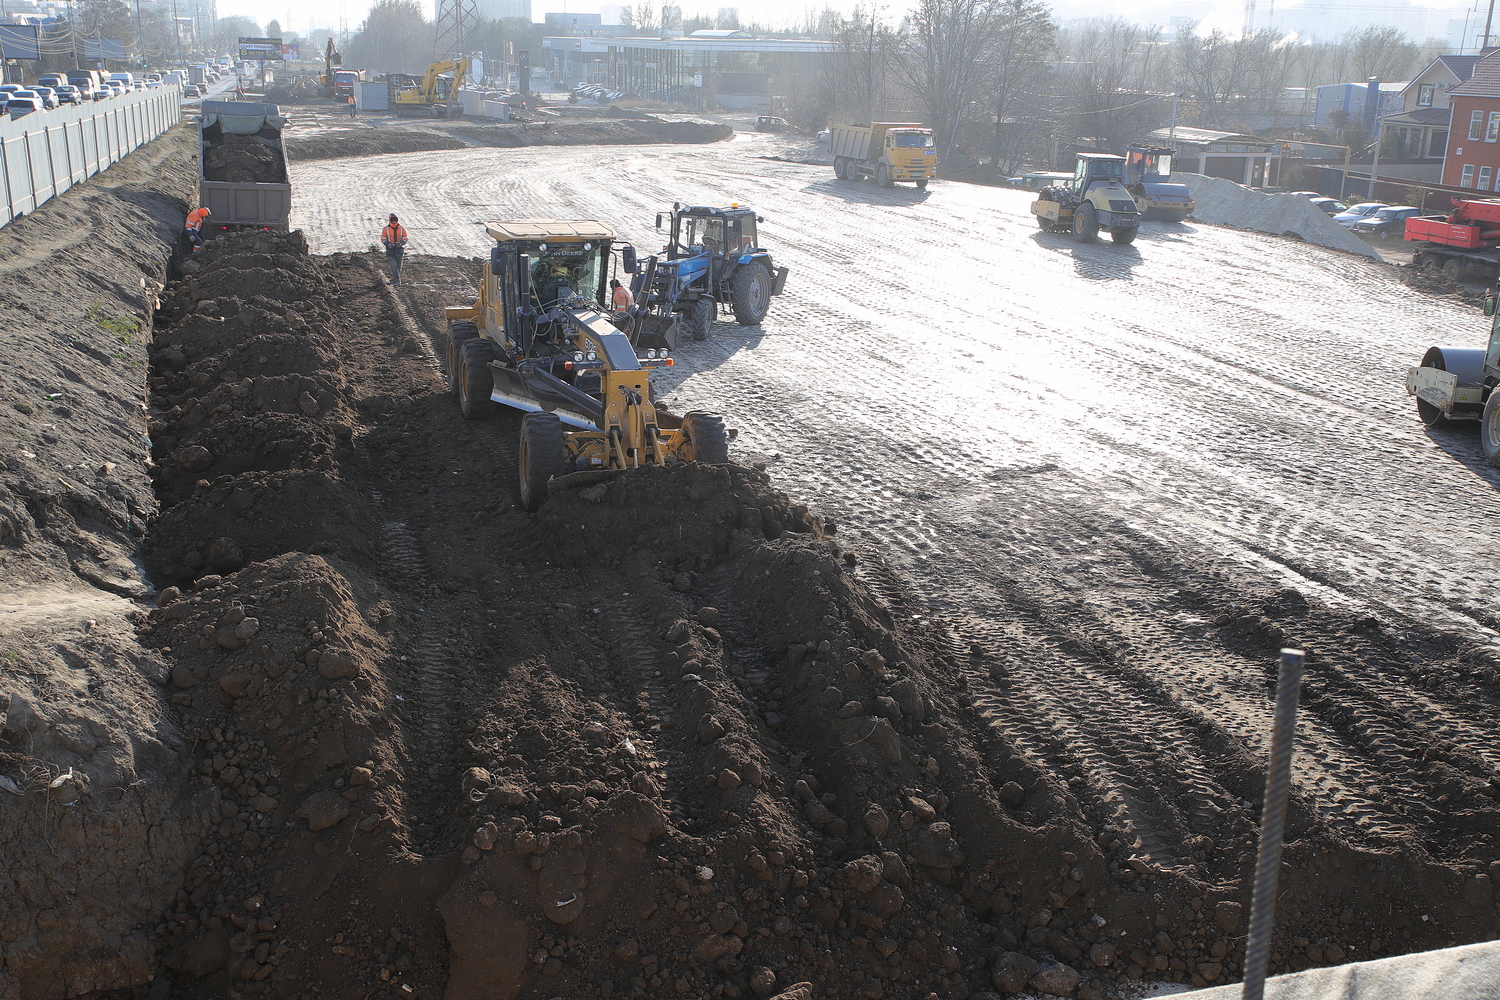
<box><xmin>896</xmin><ymin>0</ymin><xmax>1005</xmax><ymax>154</ymax></box>
<box><xmin>1344</xmin><ymin>25</ymin><xmax>1418</xmax><ymax>82</ymax></box>
<box><xmin>987</xmin><ymin>0</ymin><xmax>1053</xmax><ymax>168</ymax></box>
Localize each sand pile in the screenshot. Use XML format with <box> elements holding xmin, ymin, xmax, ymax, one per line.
<box><xmin>1171</xmin><ymin>174</ymin><xmax>1379</xmax><ymax>259</ymax></box>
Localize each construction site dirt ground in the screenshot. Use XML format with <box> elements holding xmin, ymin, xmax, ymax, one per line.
<box><xmin>1</xmin><ymin>118</ymin><xmax>1499</xmax><ymax>1000</ymax></box>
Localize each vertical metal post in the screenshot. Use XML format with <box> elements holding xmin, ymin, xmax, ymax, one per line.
<box><xmin>1241</xmin><ymin>648</ymin><xmax>1306</xmax><ymax>1000</ymax></box>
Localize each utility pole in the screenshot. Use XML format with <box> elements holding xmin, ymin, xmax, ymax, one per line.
<box><xmin>1369</xmin><ymin>114</ymin><xmax>1383</xmax><ymax>199</ymax></box>
<box><xmin>1485</xmin><ymin>0</ymin><xmax>1498</xmax><ymax>50</ymax></box>
<box><xmin>1168</xmin><ymin>92</ymin><xmax>1180</xmax><ymax>147</ymax></box>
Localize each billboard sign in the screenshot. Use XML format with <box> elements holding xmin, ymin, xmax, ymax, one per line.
<box><xmin>238</xmin><ymin>36</ymin><xmax>283</xmax><ymax>60</ymax></box>
<box><xmin>0</xmin><ymin>24</ymin><xmax>41</xmax><ymax>60</ymax></box>
<box><xmin>282</xmin><ymin>42</ymin><xmax>299</xmax><ymax>60</ymax></box>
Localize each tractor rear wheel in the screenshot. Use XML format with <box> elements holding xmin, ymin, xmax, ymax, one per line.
<box><xmin>682</xmin><ymin>411</ymin><xmax>729</xmax><ymax>464</ymax></box>
<box><xmin>1074</xmin><ymin>204</ymin><xmax>1099</xmax><ymax>243</ymax></box>
<box><xmin>447</xmin><ymin>321</ymin><xmax>477</xmax><ymax>397</ymax></box>
<box><xmin>730</xmin><ymin>264</ymin><xmax>770</xmax><ymax>325</ymax></box>
<box><xmin>518</xmin><ymin>411</ymin><xmax>567</xmax><ymax>512</ymax></box>
<box><xmin>1111</xmin><ymin>227</ymin><xmax>1137</xmax><ymax>245</ymax></box>
<box><xmin>1483</xmin><ymin>394</ymin><xmax>1500</xmax><ymax>465</ymax></box>
<box><xmin>688</xmin><ymin>297</ymin><xmax>714</xmax><ymax>341</ymax></box>
<box><xmin>459</xmin><ymin>340</ymin><xmax>496</xmax><ymax>420</ymax></box>
<box><xmin>877</xmin><ymin>163</ymin><xmax>892</xmax><ymax>188</ymax></box>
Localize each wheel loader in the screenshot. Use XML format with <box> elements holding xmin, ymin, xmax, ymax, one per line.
<box><xmin>444</xmin><ymin>220</ymin><xmax>730</xmax><ymax>511</ymax></box>
<box><xmin>1031</xmin><ymin>153</ymin><xmax>1142</xmax><ymax>245</ymax></box>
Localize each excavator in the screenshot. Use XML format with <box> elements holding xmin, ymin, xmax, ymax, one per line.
<box><xmin>444</xmin><ymin>220</ymin><xmax>730</xmax><ymax>511</ymax></box>
<box><xmin>392</xmin><ymin>58</ymin><xmax>469</xmax><ymax>117</ymax></box>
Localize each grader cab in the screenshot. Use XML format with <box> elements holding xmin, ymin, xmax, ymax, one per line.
<box><xmin>444</xmin><ymin>220</ymin><xmax>729</xmax><ymax>511</ymax></box>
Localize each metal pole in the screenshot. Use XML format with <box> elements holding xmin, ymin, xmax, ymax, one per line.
<box><xmin>1241</xmin><ymin>648</ymin><xmax>1306</xmax><ymax>1000</ymax></box>
<box><xmin>1342</xmin><ymin>144</ymin><xmax>1351</xmax><ymax>201</ymax></box>
<box><xmin>1369</xmin><ymin>116</ymin><xmax>1382</xmax><ymax>199</ymax></box>
<box><xmin>1168</xmin><ymin>92</ymin><xmax>1179</xmax><ymax>147</ymax></box>
<box><xmin>1484</xmin><ymin>0</ymin><xmax>1497</xmax><ymax>49</ymax></box>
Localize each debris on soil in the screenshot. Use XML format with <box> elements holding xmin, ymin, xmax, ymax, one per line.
<box><xmin>202</xmin><ymin>127</ymin><xmax>287</xmax><ymax>184</ymax></box>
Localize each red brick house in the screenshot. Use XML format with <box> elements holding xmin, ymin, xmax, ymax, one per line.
<box><xmin>1444</xmin><ymin>50</ymin><xmax>1500</xmax><ymax>191</ymax></box>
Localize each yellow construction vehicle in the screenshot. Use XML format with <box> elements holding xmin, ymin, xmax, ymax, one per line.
<box><xmin>392</xmin><ymin>58</ymin><xmax>469</xmax><ymax>117</ymax></box>
<box><xmin>444</xmin><ymin>220</ymin><xmax>730</xmax><ymax>511</ymax></box>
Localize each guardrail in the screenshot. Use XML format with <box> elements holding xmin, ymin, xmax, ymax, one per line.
<box><xmin>0</xmin><ymin>85</ymin><xmax>184</xmax><ymax>227</ymax></box>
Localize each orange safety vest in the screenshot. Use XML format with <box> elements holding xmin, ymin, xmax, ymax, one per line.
<box><xmin>382</xmin><ymin>223</ymin><xmax>407</xmax><ymax>245</ymax></box>
<box><xmin>185</xmin><ymin>208</ymin><xmax>209</xmax><ymax>231</ymax></box>
<box><xmin>612</xmin><ymin>285</ymin><xmax>632</xmax><ymax>310</ymax></box>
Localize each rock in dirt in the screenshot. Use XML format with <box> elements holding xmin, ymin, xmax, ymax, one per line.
<box><xmin>993</xmin><ymin>950</ymin><xmax>1038</xmax><ymax>992</ymax></box>
<box><xmin>1029</xmin><ymin>962</ymin><xmax>1081</xmax><ymax>996</ymax></box>
<box><xmin>296</xmin><ymin>789</ymin><xmax>353</xmax><ymax>831</ymax></box>
<box><xmin>601</xmin><ymin>790</ymin><xmax>667</xmax><ymax>842</ymax></box>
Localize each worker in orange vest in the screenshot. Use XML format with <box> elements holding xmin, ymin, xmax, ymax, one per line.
<box><xmin>185</xmin><ymin>206</ymin><xmax>210</xmax><ymax>247</ymax></box>
<box><xmin>610</xmin><ymin>278</ymin><xmax>633</xmax><ymax>326</ymax></box>
<box><xmin>381</xmin><ymin>214</ymin><xmax>408</xmax><ymax>285</ymax></box>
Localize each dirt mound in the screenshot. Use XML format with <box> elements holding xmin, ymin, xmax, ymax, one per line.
<box><xmin>203</xmin><ymin>130</ymin><xmax>287</xmax><ymax>184</ymax></box>
<box><xmin>286</xmin><ymin>118</ymin><xmax>731</xmax><ymax>162</ymax></box>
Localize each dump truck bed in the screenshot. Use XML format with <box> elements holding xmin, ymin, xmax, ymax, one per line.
<box><xmin>197</xmin><ymin>100</ymin><xmax>291</xmax><ymax>231</ymax></box>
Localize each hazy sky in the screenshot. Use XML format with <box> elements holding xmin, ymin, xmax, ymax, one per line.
<box><xmin>215</xmin><ymin>0</ymin><xmax>1464</xmax><ymax>38</ymax></box>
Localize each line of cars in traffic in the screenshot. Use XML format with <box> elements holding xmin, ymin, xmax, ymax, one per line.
<box><xmin>2</xmin><ymin>70</ymin><xmax>175</xmax><ymax>120</ymax></box>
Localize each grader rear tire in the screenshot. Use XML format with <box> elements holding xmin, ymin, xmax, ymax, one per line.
<box><xmin>447</xmin><ymin>321</ymin><xmax>477</xmax><ymax>397</ymax></box>
<box><xmin>682</xmin><ymin>411</ymin><xmax>729</xmax><ymax>464</ymax></box>
<box><xmin>518</xmin><ymin>411</ymin><xmax>567</xmax><ymax>512</ymax></box>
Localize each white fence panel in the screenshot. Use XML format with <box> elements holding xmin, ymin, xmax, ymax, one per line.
<box><xmin>0</xmin><ymin>85</ymin><xmax>183</xmax><ymax>227</ymax></box>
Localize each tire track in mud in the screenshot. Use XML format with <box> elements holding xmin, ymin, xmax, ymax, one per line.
<box><xmin>295</xmin><ymin>142</ymin><xmax>1500</xmax><ymax>871</ymax></box>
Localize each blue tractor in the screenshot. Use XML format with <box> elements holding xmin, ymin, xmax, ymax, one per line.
<box><xmin>648</xmin><ymin>204</ymin><xmax>789</xmax><ymax>341</ymax></box>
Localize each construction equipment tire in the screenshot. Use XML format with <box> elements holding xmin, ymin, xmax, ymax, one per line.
<box><xmin>1483</xmin><ymin>394</ymin><xmax>1500</xmax><ymax>466</ymax></box>
<box><xmin>1074</xmin><ymin>204</ymin><xmax>1099</xmax><ymax>243</ymax></box>
<box><xmin>446</xmin><ymin>321</ymin><xmax>477</xmax><ymax>397</ymax></box>
<box><xmin>1444</xmin><ymin>259</ymin><xmax>1465</xmax><ymax>281</ymax></box>
<box><xmin>459</xmin><ymin>340</ymin><xmax>496</xmax><ymax>420</ymax></box>
<box><xmin>877</xmin><ymin>163</ymin><xmax>892</xmax><ymax>188</ymax></box>
<box><xmin>916</xmin><ymin>179</ymin><xmax>928</xmax><ymax>190</ymax></box>
<box><xmin>834</xmin><ymin>158</ymin><xmax>846</xmax><ymax>180</ymax></box>
<box><xmin>729</xmin><ymin>264</ymin><xmax>770</xmax><ymax>325</ymax></box>
<box><xmin>1111</xmin><ymin>227</ymin><xmax>1137</xmax><ymax>245</ymax></box>
<box><xmin>689</xmin><ymin>297</ymin><xmax>714</xmax><ymax>341</ymax></box>
<box><xmin>518</xmin><ymin>411</ymin><xmax>567</xmax><ymax>512</ymax></box>
<box><xmin>682</xmin><ymin>411</ymin><xmax>729</xmax><ymax>464</ymax></box>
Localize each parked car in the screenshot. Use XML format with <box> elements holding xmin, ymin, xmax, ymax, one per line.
<box><xmin>1308</xmin><ymin>197</ymin><xmax>1347</xmax><ymax>215</ymax></box>
<box><xmin>817</xmin><ymin>128</ymin><xmax>830</xmax><ymax>146</ymax></box>
<box><xmin>1349</xmin><ymin>205</ymin><xmax>1422</xmax><ymax>239</ymax></box>
<box><xmin>1287</xmin><ymin>190</ymin><xmax>1324</xmax><ymax>198</ymax></box>
<box><xmin>53</xmin><ymin>85</ymin><xmax>82</xmax><ymax>105</ymax></box>
<box><xmin>183</xmin><ymin>83</ymin><xmax>202</xmax><ymax>98</ymax></box>
<box><xmin>754</xmin><ymin>115</ymin><xmax>793</xmax><ymax>132</ymax></box>
<box><xmin>1333</xmin><ymin>202</ymin><xmax>1387</xmax><ymax>227</ymax></box>
<box><xmin>6</xmin><ymin>97</ymin><xmax>41</xmax><ymax>118</ymax></box>
<box><xmin>29</xmin><ymin>86</ymin><xmax>59</xmax><ymax>110</ymax></box>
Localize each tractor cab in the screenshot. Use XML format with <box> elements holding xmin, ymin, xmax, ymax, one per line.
<box><xmin>659</xmin><ymin>205</ymin><xmax>761</xmax><ymax>261</ymax></box>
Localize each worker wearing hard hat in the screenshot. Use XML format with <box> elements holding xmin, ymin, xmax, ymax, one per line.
<box><xmin>185</xmin><ymin>206</ymin><xmax>210</xmax><ymax>247</ymax></box>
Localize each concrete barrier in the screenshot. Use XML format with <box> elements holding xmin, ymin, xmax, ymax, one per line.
<box><xmin>0</xmin><ymin>85</ymin><xmax>183</xmax><ymax>227</ymax></box>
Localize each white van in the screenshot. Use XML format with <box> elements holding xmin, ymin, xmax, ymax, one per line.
<box><xmin>107</xmin><ymin>72</ymin><xmax>134</xmax><ymax>87</ymax></box>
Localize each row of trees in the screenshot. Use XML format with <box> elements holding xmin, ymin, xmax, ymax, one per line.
<box><xmin>800</xmin><ymin>4</ymin><xmax>1454</xmax><ymax>173</ymax></box>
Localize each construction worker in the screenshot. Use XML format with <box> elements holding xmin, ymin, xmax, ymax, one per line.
<box><xmin>184</xmin><ymin>206</ymin><xmax>210</xmax><ymax>247</ymax></box>
<box><xmin>347</xmin><ymin>95</ymin><xmax>356</xmax><ymax>118</ymax></box>
<box><xmin>381</xmin><ymin>214</ymin><xmax>408</xmax><ymax>285</ymax></box>
<box><xmin>610</xmin><ymin>278</ymin><xmax>633</xmax><ymax>325</ymax></box>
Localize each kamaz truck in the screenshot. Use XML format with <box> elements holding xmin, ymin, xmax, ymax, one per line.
<box><xmin>829</xmin><ymin>122</ymin><xmax>937</xmax><ymax>189</ymax></box>
<box><xmin>646</xmin><ymin>203</ymin><xmax>790</xmax><ymax>341</ymax></box>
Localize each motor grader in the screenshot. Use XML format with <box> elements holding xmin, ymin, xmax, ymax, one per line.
<box><xmin>1031</xmin><ymin>153</ymin><xmax>1141</xmax><ymax>245</ymax></box>
<box><xmin>444</xmin><ymin>220</ymin><xmax>730</xmax><ymax>511</ymax></box>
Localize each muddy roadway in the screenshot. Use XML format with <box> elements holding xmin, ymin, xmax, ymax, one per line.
<box><xmin>293</xmin><ymin>129</ymin><xmax>1500</xmax><ymax>879</ymax></box>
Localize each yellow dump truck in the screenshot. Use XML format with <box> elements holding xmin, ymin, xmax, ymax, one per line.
<box><xmin>829</xmin><ymin>122</ymin><xmax>937</xmax><ymax>189</ymax></box>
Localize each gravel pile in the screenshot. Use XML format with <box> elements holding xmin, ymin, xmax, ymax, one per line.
<box><xmin>1172</xmin><ymin>174</ymin><xmax>1380</xmax><ymax>259</ymax></box>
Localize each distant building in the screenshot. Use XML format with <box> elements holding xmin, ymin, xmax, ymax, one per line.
<box><xmin>545</xmin><ymin>11</ymin><xmax>602</xmax><ymax>30</ymax></box>
<box><xmin>478</xmin><ymin>0</ymin><xmax>530</xmax><ymax>20</ymax></box>
<box><xmin>541</xmin><ymin>31</ymin><xmax>833</xmax><ymax>108</ymax></box>
<box><xmin>1442</xmin><ymin>49</ymin><xmax>1500</xmax><ymax>191</ymax></box>
<box><xmin>1381</xmin><ymin>55</ymin><xmax>1476</xmax><ymax>164</ymax></box>
<box><xmin>1314</xmin><ymin>81</ymin><xmax>1406</xmax><ymax>129</ymax></box>
<box><xmin>1146</xmin><ymin>126</ymin><xmax>1282</xmax><ymax>188</ymax></box>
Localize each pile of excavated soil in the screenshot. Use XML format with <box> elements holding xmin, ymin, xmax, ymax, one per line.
<box><xmin>286</xmin><ymin>118</ymin><xmax>731</xmax><ymax>162</ymax></box>
<box><xmin>0</xmin><ymin>124</ymin><xmax>212</xmax><ymax>1000</ymax></box>
<box><xmin>203</xmin><ymin>130</ymin><xmax>287</xmax><ymax>184</ymax></box>
<box><xmin>1170</xmin><ymin>174</ymin><xmax>1380</xmax><ymax>259</ymax></box>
